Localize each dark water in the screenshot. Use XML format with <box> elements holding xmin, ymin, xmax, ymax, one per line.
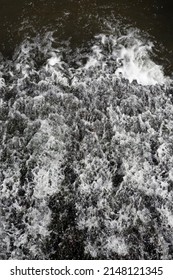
<box><xmin>1</xmin><ymin>0</ymin><xmax>173</xmax><ymax>73</ymax></box>
<box><xmin>1</xmin><ymin>0</ymin><xmax>173</xmax><ymax>260</ymax></box>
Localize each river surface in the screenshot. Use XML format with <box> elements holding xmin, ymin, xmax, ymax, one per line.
<box><xmin>0</xmin><ymin>0</ymin><xmax>173</xmax><ymax>260</ymax></box>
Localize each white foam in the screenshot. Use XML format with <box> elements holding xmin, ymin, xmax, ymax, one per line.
<box><xmin>90</xmin><ymin>30</ymin><xmax>168</xmax><ymax>86</ymax></box>
<box><xmin>0</xmin><ymin>77</ymin><xmax>5</xmax><ymax>89</ymax></box>
<box><xmin>114</xmin><ymin>38</ymin><xmax>166</xmax><ymax>85</ymax></box>
<box><xmin>0</xmin><ymin>25</ymin><xmax>173</xmax><ymax>259</ymax></box>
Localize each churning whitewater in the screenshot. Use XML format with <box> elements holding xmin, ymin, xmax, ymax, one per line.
<box><xmin>0</xmin><ymin>23</ymin><xmax>173</xmax><ymax>260</ymax></box>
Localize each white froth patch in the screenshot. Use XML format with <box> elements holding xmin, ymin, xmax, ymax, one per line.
<box><xmin>47</xmin><ymin>56</ymin><xmax>61</xmax><ymax>67</ymax></box>
<box><xmin>0</xmin><ymin>77</ymin><xmax>5</xmax><ymax>88</ymax></box>
<box><xmin>29</xmin><ymin>118</ymin><xmax>66</xmax><ymax>198</ymax></box>
<box><xmin>92</xmin><ymin>31</ymin><xmax>167</xmax><ymax>86</ymax></box>
<box><xmin>45</xmin><ymin>54</ymin><xmax>69</xmax><ymax>86</ymax></box>
<box><xmin>0</xmin><ymin>98</ymin><xmax>3</xmax><ymax>106</ymax></box>
<box><xmin>159</xmin><ymin>207</ymin><xmax>173</xmax><ymax>228</ymax></box>
<box><xmin>85</xmin><ymin>45</ymin><xmax>104</xmax><ymax>70</ymax></box>
<box><xmin>106</xmin><ymin>236</ymin><xmax>128</xmax><ymax>256</ymax></box>
<box><xmin>114</xmin><ymin>40</ymin><xmax>166</xmax><ymax>85</ymax></box>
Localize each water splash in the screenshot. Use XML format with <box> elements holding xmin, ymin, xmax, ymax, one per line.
<box><xmin>0</xmin><ymin>25</ymin><xmax>173</xmax><ymax>259</ymax></box>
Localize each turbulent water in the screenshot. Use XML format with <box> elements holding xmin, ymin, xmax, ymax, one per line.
<box><xmin>1</xmin><ymin>2</ymin><xmax>173</xmax><ymax>260</ymax></box>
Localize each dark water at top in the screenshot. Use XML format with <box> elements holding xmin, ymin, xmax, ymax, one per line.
<box><xmin>0</xmin><ymin>0</ymin><xmax>173</xmax><ymax>73</ymax></box>
<box><xmin>1</xmin><ymin>0</ymin><xmax>173</xmax><ymax>260</ymax></box>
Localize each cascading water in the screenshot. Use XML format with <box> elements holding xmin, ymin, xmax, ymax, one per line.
<box><xmin>0</xmin><ymin>16</ymin><xmax>173</xmax><ymax>260</ymax></box>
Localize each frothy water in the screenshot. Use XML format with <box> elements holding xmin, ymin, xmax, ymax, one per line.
<box><xmin>113</xmin><ymin>32</ymin><xmax>167</xmax><ymax>85</ymax></box>
<box><xmin>0</xmin><ymin>23</ymin><xmax>173</xmax><ymax>259</ymax></box>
